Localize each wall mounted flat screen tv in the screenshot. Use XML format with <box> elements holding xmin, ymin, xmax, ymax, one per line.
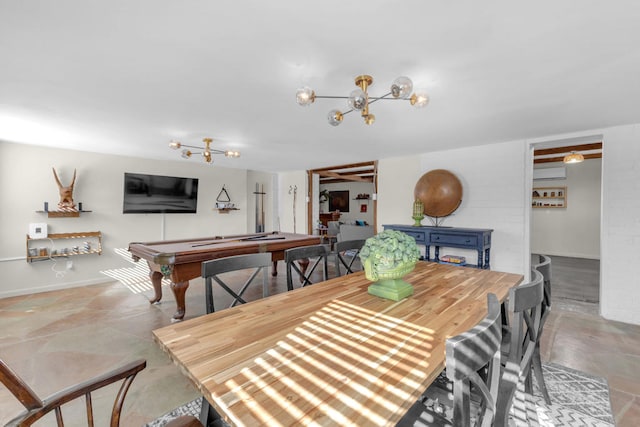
<box><xmin>123</xmin><ymin>173</ymin><xmax>199</xmax><ymax>214</ymax></box>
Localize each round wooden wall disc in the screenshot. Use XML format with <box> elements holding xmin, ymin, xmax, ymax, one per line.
<box><xmin>414</xmin><ymin>169</ymin><xmax>463</xmax><ymax>217</ymax></box>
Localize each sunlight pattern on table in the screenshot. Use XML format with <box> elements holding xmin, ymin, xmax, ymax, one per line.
<box><xmin>216</xmin><ymin>299</ymin><xmax>436</xmax><ymax>426</ymax></box>
<box><xmin>146</xmin><ymin>363</ymin><xmax>616</xmax><ymax>427</ymax></box>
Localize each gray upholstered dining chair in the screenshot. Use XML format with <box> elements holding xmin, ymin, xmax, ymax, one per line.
<box><xmin>333</xmin><ymin>239</ymin><xmax>366</xmax><ymax>276</ymax></box>
<box><xmin>201</xmin><ymin>252</ymin><xmax>271</xmax><ymax>314</ymax></box>
<box><xmin>396</xmin><ymin>293</ymin><xmax>502</xmax><ymax>427</ymax></box>
<box><xmin>531</xmin><ymin>253</ymin><xmax>552</xmax><ymax>404</ymax></box>
<box><xmin>285</xmin><ymin>244</ymin><xmax>330</xmax><ymax>290</ymax></box>
<box><xmin>496</xmin><ymin>268</ymin><xmax>545</xmax><ymax>426</ymax></box>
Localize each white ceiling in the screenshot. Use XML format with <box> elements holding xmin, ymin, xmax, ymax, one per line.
<box><xmin>1</xmin><ymin>1</ymin><xmax>639</xmax><ymax>172</ymax></box>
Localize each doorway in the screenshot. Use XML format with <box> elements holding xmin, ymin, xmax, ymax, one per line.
<box><xmin>531</xmin><ymin>140</ymin><xmax>602</xmax><ymax>310</ymax></box>
<box><xmin>306</xmin><ymin>161</ymin><xmax>378</xmax><ymax>235</ymax></box>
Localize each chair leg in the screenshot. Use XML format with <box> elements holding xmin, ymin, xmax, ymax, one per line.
<box><xmin>205</xmin><ymin>278</ymin><xmax>215</xmax><ymax>314</ymax></box>
<box><xmin>199</xmin><ymin>397</ymin><xmax>225</xmax><ymax>427</ymax></box>
<box><xmin>334</xmin><ymin>252</ymin><xmax>342</xmax><ymax>277</ymax></box>
<box><xmin>532</xmin><ymin>344</ymin><xmax>551</xmax><ymax>405</ymax></box>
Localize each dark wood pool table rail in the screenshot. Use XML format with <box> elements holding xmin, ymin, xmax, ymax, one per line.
<box><xmin>128</xmin><ymin>232</ymin><xmax>321</xmax><ymax>320</ymax></box>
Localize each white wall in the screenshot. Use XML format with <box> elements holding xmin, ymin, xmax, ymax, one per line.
<box><xmin>377</xmin><ymin>141</ymin><xmax>528</xmax><ymax>275</ymax></box>
<box><xmin>0</xmin><ymin>141</ymin><xmax>262</xmax><ymax>298</ymax></box>
<box><xmin>377</xmin><ymin>156</ymin><xmax>422</xmax><ymax>231</ymax></box>
<box><xmin>600</xmin><ymin>124</ymin><xmax>640</xmax><ymax>324</ymax></box>
<box><xmin>419</xmin><ymin>141</ymin><xmax>528</xmax><ymax>274</ymax></box>
<box><xmin>531</xmin><ymin>159</ymin><xmax>601</xmax><ymax>259</ymax></box>
<box><xmin>277</xmin><ymin>171</ymin><xmax>308</xmax><ymax>234</ymax></box>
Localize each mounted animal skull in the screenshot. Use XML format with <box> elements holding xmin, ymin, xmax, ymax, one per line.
<box><xmin>52</xmin><ymin>168</ymin><xmax>77</xmax><ymax>210</ymax></box>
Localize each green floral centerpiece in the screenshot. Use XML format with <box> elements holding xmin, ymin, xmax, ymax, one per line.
<box><xmin>359</xmin><ymin>230</ymin><xmax>421</xmax><ymax>301</ymax></box>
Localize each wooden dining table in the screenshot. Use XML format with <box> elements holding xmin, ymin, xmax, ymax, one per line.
<box><xmin>153</xmin><ymin>261</ymin><xmax>523</xmax><ymax>426</ymax></box>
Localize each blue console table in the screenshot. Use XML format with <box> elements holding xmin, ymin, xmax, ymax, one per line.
<box><xmin>383</xmin><ymin>224</ymin><xmax>493</xmax><ymax>269</ymax></box>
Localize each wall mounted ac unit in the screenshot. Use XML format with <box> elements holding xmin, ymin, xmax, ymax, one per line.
<box><xmin>533</xmin><ymin>167</ymin><xmax>566</xmax><ymax>180</ymax></box>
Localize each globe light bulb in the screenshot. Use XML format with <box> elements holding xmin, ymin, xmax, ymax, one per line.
<box><xmin>296</xmin><ymin>87</ymin><xmax>315</xmax><ymax>106</ymax></box>
<box><xmin>364</xmin><ymin>114</ymin><xmax>375</xmax><ymax>125</ymax></box>
<box><xmin>169</xmin><ymin>141</ymin><xmax>182</xmax><ymax>149</ymax></box>
<box><xmin>181</xmin><ymin>149</ymin><xmax>192</xmax><ymax>159</ymax></box>
<box><xmin>410</xmin><ymin>90</ymin><xmax>430</xmax><ymax>108</ymax></box>
<box><xmin>327</xmin><ymin>109</ymin><xmax>344</xmax><ymax>126</ymax></box>
<box><xmin>348</xmin><ymin>89</ymin><xmax>367</xmax><ymax>110</ymax></box>
<box><xmin>391</xmin><ymin>76</ymin><xmax>413</xmax><ymax>99</ymax></box>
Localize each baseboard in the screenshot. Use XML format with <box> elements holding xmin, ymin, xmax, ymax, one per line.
<box><xmin>0</xmin><ymin>277</ymin><xmax>114</xmax><ymax>299</ymax></box>
<box><xmin>534</xmin><ymin>251</ymin><xmax>600</xmax><ymax>260</ymax></box>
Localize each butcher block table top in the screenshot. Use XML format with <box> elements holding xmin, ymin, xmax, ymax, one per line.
<box><xmin>153</xmin><ymin>261</ymin><xmax>523</xmax><ymax>426</ymax></box>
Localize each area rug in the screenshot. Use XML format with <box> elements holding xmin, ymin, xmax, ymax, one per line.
<box><xmin>144</xmin><ymin>398</ymin><xmax>206</xmax><ymax>427</ymax></box>
<box><xmin>532</xmin><ymin>363</ymin><xmax>614</xmax><ymax>427</ymax></box>
<box><xmin>144</xmin><ymin>363</ymin><xmax>614</xmax><ymax>426</ymax></box>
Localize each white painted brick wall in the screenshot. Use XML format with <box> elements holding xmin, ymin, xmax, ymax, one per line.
<box><xmin>601</xmin><ymin>124</ymin><xmax>640</xmax><ymax>324</ymax></box>
<box><xmin>416</xmin><ymin>141</ymin><xmax>528</xmax><ymax>274</ymax></box>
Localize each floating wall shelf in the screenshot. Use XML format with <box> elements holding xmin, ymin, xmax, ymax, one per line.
<box><xmin>214</xmin><ymin>208</ymin><xmax>240</xmax><ymax>214</ymax></box>
<box><xmin>36</xmin><ymin>210</ymin><xmax>92</xmax><ymax>218</ymax></box>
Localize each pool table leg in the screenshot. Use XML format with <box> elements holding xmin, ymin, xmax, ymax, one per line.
<box><xmin>297</xmin><ymin>258</ymin><xmax>310</xmax><ymax>282</ymax></box>
<box><xmin>170</xmin><ymin>281</ymin><xmax>189</xmax><ymax>321</ymax></box>
<box><xmin>149</xmin><ymin>271</ymin><xmax>163</xmax><ymax>304</ymax></box>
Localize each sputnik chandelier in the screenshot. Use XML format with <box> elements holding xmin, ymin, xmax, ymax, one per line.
<box><xmin>296</xmin><ymin>75</ymin><xmax>429</xmax><ymax>126</ymax></box>
<box><xmin>169</xmin><ymin>138</ymin><xmax>240</xmax><ymax>164</ymax></box>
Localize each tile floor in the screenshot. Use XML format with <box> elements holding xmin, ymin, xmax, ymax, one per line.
<box><xmin>1</xmin><ymin>262</ymin><xmax>639</xmax><ymax>426</ymax></box>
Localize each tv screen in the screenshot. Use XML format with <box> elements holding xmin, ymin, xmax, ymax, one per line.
<box><xmin>123</xmin><ymin>173</ymin><xmax>199</xmax><ymax>214</ymax></box>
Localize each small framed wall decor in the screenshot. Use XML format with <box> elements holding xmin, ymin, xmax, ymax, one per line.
<box><xmin>28</xmin><ymin>223</ymin><xmax>48</xmax><ymax>239</ymax></box>
<box><xmin>329</xmin><ymin>190</ymin><xmax>349</xmax><ymax>212</ymax></box>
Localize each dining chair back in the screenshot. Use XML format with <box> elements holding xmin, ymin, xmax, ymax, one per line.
<box><xmin>531</xmin><ymin>253</ymin><xmax>552</xmax><ymax>404</ymax></box>
<box><xmin>496</xmin><ymin>268</ymin><xmax>544</xmax><ymax>426</ymax></box>
<box><xmin>396</xmin><ymin>293</ymin><xmax>502</xmax><ymax>427</ymax></box>
<box><xmin>285</xmin><ymin>244</ymin><xmax>330</xmax><ymax>290</ymax></box>
<box><xmin>334</xmin><ymin>239</ymin><xmax>366</xmax><ymax>276</ymax></box>
<box><xmin>533</xmin><ymin>254</ymin><xmax>552</xmax><ymax>318</ymax></box>
<box><xmin>201</xmin><ymin>253</ymin><xmax>271</xmax><ymax>314</ymax></box>
<box><xmin>0</xmin><ymin>357</ymin><xmax>146</xmax><ymax>427</ymax></box>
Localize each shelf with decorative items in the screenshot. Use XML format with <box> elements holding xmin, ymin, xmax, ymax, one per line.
<box><xmin>26</xmin><ymin>231</ymin><xmax>102</xmax><ymax>263</ymax></box>
<box><xmin>214</xmin><ymin>185</ymin><xmax>238</xmax><ymax>213</ymax></box>
<box><xmin>532</xmin><ymin>186</ymin><xmax>567</xmax><ymax>208</ymax></box>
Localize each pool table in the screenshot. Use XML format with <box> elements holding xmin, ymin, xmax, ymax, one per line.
<box><xmin>128</xmin><ymin>232</ymin><xmax>321</xmax><ymax>320</ymax></box>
